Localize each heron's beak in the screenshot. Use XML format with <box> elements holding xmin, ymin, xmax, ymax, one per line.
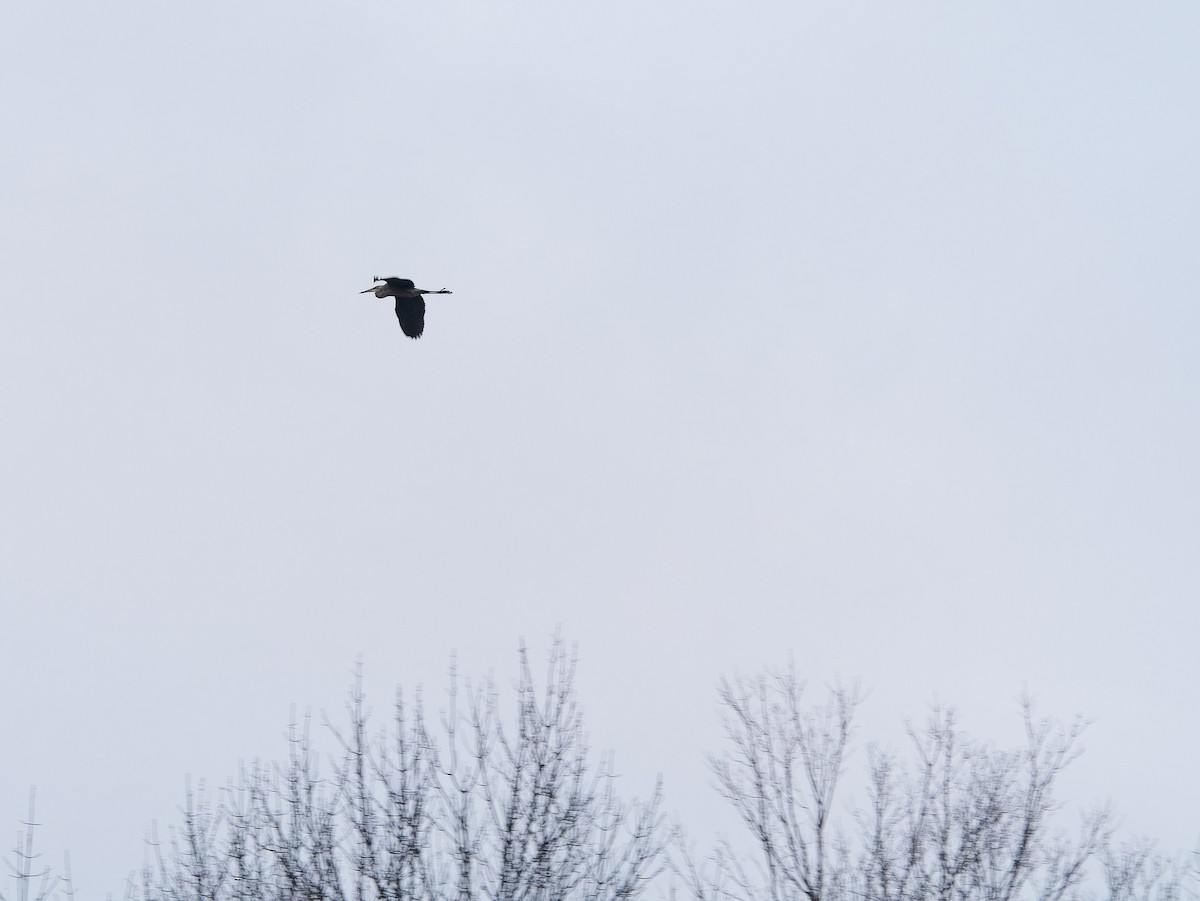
<box><xmin>360</xmin><ymin>286</ymin><xmax>378</xmax><ymax>294</ymax></box>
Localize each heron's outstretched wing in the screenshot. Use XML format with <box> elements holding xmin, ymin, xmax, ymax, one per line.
<box><xmin>395</xmin><ymin>295</ymin><xmax>426</xmax><ymax>339</ymax></box>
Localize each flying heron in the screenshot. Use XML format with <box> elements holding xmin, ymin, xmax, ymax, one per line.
<box><xmin>361</xmin><ymin>276</ymin><xmax>453</xmax><ymax>339</ymax></box>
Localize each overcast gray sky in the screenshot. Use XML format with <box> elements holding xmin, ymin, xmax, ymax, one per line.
<box><xmin>3</xmin><ymin>1</ymin><xmax>1198</xmax><ymax>895</ymax></box>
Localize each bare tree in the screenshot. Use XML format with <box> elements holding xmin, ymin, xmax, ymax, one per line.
<box><xmin>699</xmin><ymin>669</ymin><xmax>860</xmax><ymax>901</ymax></box>
<box><xmin>136</xmin><ymin>638</ymin><xmax>665</xmax><ymax>901</ymax></box>
<box><xmin>2</xmin><ymin>789</ymin><xmax>73</xmax><ymax>901</ymax></box>
<box><xmin>143</xmin><ymin>781</ymin><xmax>229</xmax><ymax>901</ymax></box>
<box><xmin>431</xmin><ymin>643</ymin><xmax>666</xmax><ymax>901</ymax></box>
<box><xmin>335</xmin><ymin>674</ymin><xmax>439</xmax><ymax>901</ymax></box>
<box><xmin>678</xmin><ymin>670</ymin><xmax>1196</xmax><ymax>901</ymax></box>
<box><xmin>1102</xmin><ymin>836</ymin><xmax>1195</xmax><ymax>901</ymax></box>
<box><xmin>102</xmin><ymin>645</ymin><xmax>1198</xmax><ymax>901</ymax></box>
<box><xmin>855</xmin><ymin>702</ymin><xmax>1109</xmax><ymax>901</ymax></box>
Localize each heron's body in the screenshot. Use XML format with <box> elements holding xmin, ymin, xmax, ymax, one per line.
<box><xmin>361</xmin><ymin>276</ymin><xmax>452</xmax><ymax>339</ymax></box>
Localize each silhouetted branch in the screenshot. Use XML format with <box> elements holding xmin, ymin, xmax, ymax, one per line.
<box><xmin>2</xmin><ymin>789</ymin><xmax>73</xmax><ymax>901</ymax></box>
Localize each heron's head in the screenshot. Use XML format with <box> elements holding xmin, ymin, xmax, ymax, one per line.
<box><xmin>361</xmin><ymin>277</ymin><xmax>387</xmax><ymax>294</ymax></box>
